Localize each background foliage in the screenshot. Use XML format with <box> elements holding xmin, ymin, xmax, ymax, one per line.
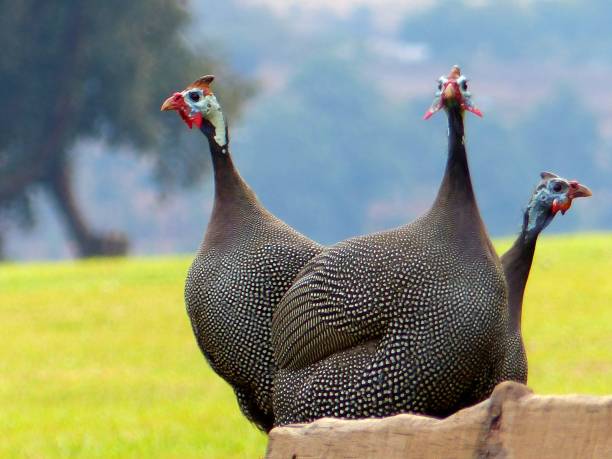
<box><xmin>1</xmin><ymin>0</ymin><xmax>611</xmax><ymax>259</ymax></box>
<box><xmin>0</xmin><ymin>0</ymin><xmax>248</xmax><ymax>257</ymax></box>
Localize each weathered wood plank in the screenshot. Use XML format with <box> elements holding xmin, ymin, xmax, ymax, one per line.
<box><xmin>266</xmin><ymin>382</ymin><xmax>612</xmax><ymax>459</ymax></box>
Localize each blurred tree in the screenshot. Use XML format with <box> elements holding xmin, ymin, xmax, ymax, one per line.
<box><xmin>0</xmin><ymin>0</ymin><xmax>249</xmax><ymax>258</ymax></box>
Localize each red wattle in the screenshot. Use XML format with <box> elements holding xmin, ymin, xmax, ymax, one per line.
<box><xmin>552</xmin><ymin>198</ymin><xmax>572</xmax><ymax>216</ymax></box>
<box><xmin>562</xmin><ymin>200</ymin><xmax>572</xmax><ymax>214</ymax></box>
<box><xmin>466</xmin><ymin>106</ymin><xmax>483</xmax><ymax>117</ymax></box>
<box><xmin>192</xmin><ymin>112</ymin><xmax>203</xmax><ymax>129</ymax></box>
<box><xmin>552</xmin><ymin>199</ymin><xmax>560</xmax><ymax>215</ymax></box>
<box><xmin>179</xmin><ymin>109</ymin><xmax>192</xmax><ymax>129</ymax></box>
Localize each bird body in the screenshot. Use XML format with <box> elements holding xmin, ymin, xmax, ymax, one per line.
<box><xmin>186</xmin><ymin>150</ymin><xmax>320</xmax><ymax>428</ymax></box>
<box><xmin>162</xmin><ymin>76</ymin><xmax>321</xmax><ymax>431</ymax></box>
<box><xmin>272</xmin><ymin>69</ymin><xmax>509</xmax><ymax>424</ymax></box>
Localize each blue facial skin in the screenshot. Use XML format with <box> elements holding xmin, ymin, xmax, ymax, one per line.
<box><xmin>524</xmin><ymin>178</ymin><xmax>572</xmax><ymax>240</ymax></box>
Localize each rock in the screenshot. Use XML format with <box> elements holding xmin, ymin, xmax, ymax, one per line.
<box><xmin>266</xmin><ymin>381</ymin><xmax>612</xmax><ymax>459</ymax></box>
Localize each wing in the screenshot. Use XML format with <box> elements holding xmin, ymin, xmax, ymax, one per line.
<box><xmin>272</xmin><ymin>235</ymin><xmax>404</xmax><ymax>370</ymax></box>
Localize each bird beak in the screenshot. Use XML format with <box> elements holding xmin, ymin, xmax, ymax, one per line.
<box><xmin>444</xmin><ymin>80</ymin><xmax>483</xmax><ymax>117</ymax></box>
<box><xmin>552</xmin><ymin>198</ymin><xmax>572</xmax><ymax>215</ymax></box>
<box><xmin>161</xmin><ymin>92</ymin><xmax>202</xmax><ymax>129</ymax></box>
<box><xmin>568</xmin><ymin>181</ymin><xmax>593</xmax><ymax>199</ymax></box>
<box><xmin>424</xmin><ymin>82</ymin><xmax>483</xmax><ymax>119</ymax></box>
<box><xmin>552</xmin><ymin>181</ymin><xmax>592</xmax><ymax>216</ymax></box>
<box><xmin>161</xmin><ymin>92</ymin><xmax>183</xmax><ymax>111</ymax></box>
<box><xmin>443</xmin><ymin>84</ymin><xmax>455</xmax><ymax>101</ymax></box>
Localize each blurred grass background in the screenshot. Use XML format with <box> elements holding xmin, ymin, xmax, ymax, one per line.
<box><xmin>1</xmin><ymin>233</ymin><xmax>611</xmax><ymax>458</ymax></box>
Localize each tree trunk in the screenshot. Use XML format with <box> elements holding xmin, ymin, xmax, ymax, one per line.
<box><xmin>46</xmin><ymin>156</ymin><xmax>128</xmax><ymax>258</ymax></box>
<box><xmin>0</xmin><ymin>232</ymin><xmax>5</xmax><ymax>261</ymax></box>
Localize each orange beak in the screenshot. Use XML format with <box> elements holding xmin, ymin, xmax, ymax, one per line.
<box><xmin>568</xmin><ymin>181</ymin><xmax>593</xmax><ymax>199</ymax></box>
<box><xmin>160</xmin><ymin>92</ymin><xmax>202</xmax><ymax>129</ymax></box>
<box><xmin>552</xmin><ymin>181</ymin><xmax>593</xmax><ymax>215</ymax></box>
<box><xmin>161</xmin><ymin>92</ymin><xmax>184</xmax><ymax>111</ymax></box>
<box><xmin>443</xmin><ymin>83</ymin><xmax>456</xmax><ymax>101</ymax></box>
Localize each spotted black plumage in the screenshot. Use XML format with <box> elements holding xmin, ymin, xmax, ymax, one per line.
<box><xmin>163</xmin><ymin>76</ymin><xmax>322</xmax><ymax>431</ymax></box>
<box><xmin>272</xmin><ymin>71</ymin><xmax>509</xmax><ymax>424</ymax></box>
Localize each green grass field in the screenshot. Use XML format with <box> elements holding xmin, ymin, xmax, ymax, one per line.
<box><xmin>1</xmin><ymin>233</ymin><xmax>611</xmax><ymax>458</ymax></box>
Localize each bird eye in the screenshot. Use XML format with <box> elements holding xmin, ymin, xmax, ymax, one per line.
<box><xmin>189</xmin><ymin>91</ymin><xmax>200</xmax><ymax>102</ymax></box>
<box><xmin>438</xmin><ymin>82</ymin><xmax>442</xmax><ymax>90</ymax></box>
<box><xmin>461</xmin><ymin>81</ymin><xmax>468</xmax><ymax>90</ymax></box>
<box><xmin>552</xmin><ymin>182</ymin><xmax>563</xmax><ymax>192</ymax></box>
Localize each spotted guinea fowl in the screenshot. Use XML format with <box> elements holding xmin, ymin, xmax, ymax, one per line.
<box><xmin>500</xmin><ymin>172</ymin><xmax>591</xmax><ymax>383</ymax></box>
<box><xmin>272</xmin><ymin>66</ymin><xmax>508</xmax><ymax>423</ymax></box>
<box><xmin>272</xmin><ymin>171</ymin><xmax>593</xmax><ymax>425</ymax></box>
<box><xmin>161</xmin><ymin>76</ymin><xmax>322</xmax><ymax>432</ymax></box>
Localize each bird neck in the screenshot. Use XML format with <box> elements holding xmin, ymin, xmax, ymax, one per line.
<box><xmin>431</xmin><ymin>105</ymin><xmax>484</xmax><ymax>240</ymax></box>
<box><xmin>501</xmin><ymin>227</ymin><xmax>538</xmax><ymax>331</ymax></box>
<box><xmin>201</xmin><ymin>121</ymin><xmax>258</xmax><ymax>215</ymax></box>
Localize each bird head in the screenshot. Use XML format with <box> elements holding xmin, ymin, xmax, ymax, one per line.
<box><xmin>423</xmin><ymin>66</ymin><xmax>483</xmax><ymax>120</ymax></box>
<box><xmin>161</xmin><ymin>75</ymin><xmax>227</xmax><ymax>147</ymax></box>
<box><xmin>524</xmin><ymin>171</ymin><xmax>592</xmax><ymax>237</ymax></box>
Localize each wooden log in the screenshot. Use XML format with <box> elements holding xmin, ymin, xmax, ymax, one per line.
<box><xmin>266</xmin><ymin>381</ymin><xmax>612</xmax><ymax>459</ymax></box>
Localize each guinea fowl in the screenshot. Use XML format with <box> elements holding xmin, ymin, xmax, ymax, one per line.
<box><xmin>500</xmin><ymin>172</ymin><xmax>592</xmax><ymax>383</ymax></box>
<box><xmin>272</xmin><ymin>66</ymin><xmax>508</xmax><ymax>423</ymax></box>
<box><xmin>161</xmin><ymin>76</ymin><xmax>322</xmax><ymax>432</ymax></box>
<box><xmin>273</xmin><ymin>172</ymin><xmax>593</xmax><ymax>425</ymax></box>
